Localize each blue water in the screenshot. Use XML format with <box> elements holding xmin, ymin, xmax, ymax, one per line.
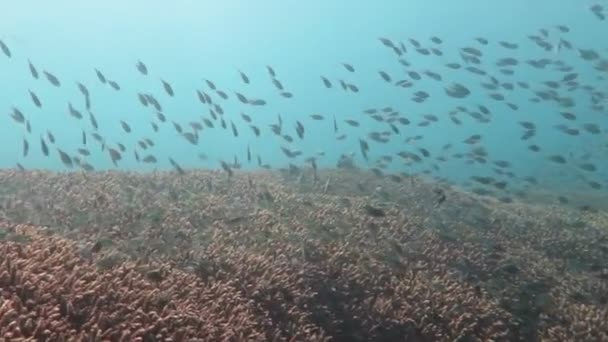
<box><xmin>0</xmin><ymin>1</ymin><xmax>606</xmax><ymax>200</ymax></box>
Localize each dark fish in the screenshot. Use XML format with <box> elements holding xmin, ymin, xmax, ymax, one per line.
<box><xmin>477</xmin><ymin>105</ymin><xmax>490</xmax><ymax>115</ymax></box>
<box><xmin>28</xmin><ymin>60</ymin><xmax>39</xmax><ymax>79</ymax></box>
<box><xmin>43</xmin><ymin>71</ymin><xmax>61</xmax><ymax>87</ymax></box>
<box><xmin>408</xmin><ymin>38</ymin><xmax>421</xmax><ymax>48</ymax></box>
<box><xmin>238</xmin><ymin>112</ymin><xmax>252</xmax><ymax>124</ymax></box>
<box><xmin>231</xmin><ymin>121</ymin><xmax>239</xmax><ymax>137</ymax></box>
<box><xmin>91</xmin><ymin>132</ymin><xmax>102</xmax><ymax>144</ymax></box>
<box><xmin>169</xmin><ymin>158</ymin><xmax>185</xmax><ymax>174</ymax></box>
<box><xmin>407</xmin><ymin>71</ymin><xmax>421</xmax><ymax>80</ymax></box>
<box><xmin>57</xmin><ymin>149</ymin><xmax>73</xmax><ymax>167</ymax></box>
<box><xmin>424</xmin><ymin>114</ymin><xmax>438</xmax><ymax>122</ymax></box>
<box><xmin>108</xmin><ymin>148</ymin><xmax>122</xmax><ymax>166</ymax></box>
<box><xmin>419</xmin><ymin>148</ymin><xmax>430</xmax><ymax>157</ymax></box>
<box><xmin>196</xmin><ymin>90</ymin><xmax>206</xmax><ymax>104</ymax></box>
<box><xmin>363</xmin><ymin>204</ymin><xmax>385</xmax><ymax>217</ymax></box>
<box><xmin>345</xmin><ymin>119</ymin><xmax>360</xmax><ymax>127</ymax></box>
<box><xmin>189</xmin><ymin>121</ymin><xmax>203</xmax><ymax>131</ymax></box>
<box><xmin>562</xmin><ymin>73</ymin><xmax>578</xmax><ymax>82</ymax></box>
<box><xmin>499</xmin><ymin>41</ymin><xmax>518</xmax><ymax>49</ymax></box>
<box><xmin>0</xmin><ymin>40</ymin><xmax>11</xmax><ymax>58</ymax></box>
<box><xmin>272</xmin><ymin>78</ymin><xmax>284</xmax><ymax>90</ymax></box>
<box><xmin>77</xmin><ymin>82</ymin><xmax>89</xmax><ymax>97</ymax></box>
<box><xmin>424</xmin><ymin>70</ymin><xmax>442</xmax><ymax>81</ymax></box>
<box><xmin>266</xmin><ymin>65</ymin><xmax>276</xmax><ymax>77</ymax></box>
<box><xmin>86</xmin><ymin>111</ymin><xmax>98</xmax><ymax>130</ymax></box>
<box><xmin>493</xmin><ymin>160</ymin><xmax>511</xmax><ymax>168</ymax></box>
<box><xmin>95</xmin><ymin>69</ymin><xmax>106</xmax><ymax>84</ymax></box>
<box><xmin>379</xmin><ymin>37</ymin><xmax>395</xmax><ymax>48</ymax></box>
<box><xmin>496</xmin><ymin>57</ymin><xmax>518</xmax><ymax>67</ymax></box>
<box><xmin>342</xmin><ymin>63</ymin><xmax>355</xmax><ymax>72</ymax></box>
<box><xmin>28</xmin><ymin>90</ymin><xmax>41</xmax><ymax>108</ymax></box>
<box><xmin>22</xmin><ymin>138</ymin><xmax>29</xmax><ymax>157</ymax></box>
<box><xmin>137</xmin><ymin>93</ymin><xmax>149</xmax><ymax>107</ymax></box>
<box><xmin>582</xmin><ymin>123</ymin><xmax>601</xmax><ymax>134</ymax></box>
<box><xmin>378</xmin><ymin>70</ymin><xmax>391</xmax><ymax>82</ymax></box>
<box><xmin>77</xmin><ymin>148</ymin><xmax>90</xmax><ymax>156</ymax></box>
<box><xmin>216</xmin><ymin>90</ymin><xmax>228</xmax><ymax>100</ymax></box>
<box><xmin>430</xmin><ymin>36</ymin><xmax>442</xmax><ymax>44</ymax></box>
<box><xmin>556</xmin><ymin>125</ymin><xmax>579</xmax><ymax>136</ymax></box>
<box><xmin>68</xmin><ymin>103</ymin><xmax>83</xmax><ymax>119</ymax></box>
<box><xmin>136</xmin><ymin>60</ymin><xmax>148</xmax><ymax>75</ymax></box>
<box><xmin>82</xmin><ymin>131</ymin><xmax>87</xmax><ymax>145</ymax></box>
<box><xmin>333</xmin><ymin>115</ymin><xmax>338</xmax><ymax>132</ymax></box>
<box><xmin>464</xmin><ymin>134</ymin><xmax>481</xmax><ymax>144</ymax></box>
<box><xmin>280</xmin><ymin>146</ymin><xmax>302</xmax><ymax>158</ymax></box>
<box><xmin>40</xmin><ymin>136</ymin><xmax>49</xmax><ymax>156</ymax></box>
<box><xmin>120</xmin><ymin>120</ymin><xmax>131</xmax><ymax>133</ymax></box>
<box><xmin>466</xmin><ymin>66</ymin><xmax>486</xmax><ymax>75</ymax></box>
<box><xmin>47</xmin><ymin>130</ymin><xmax>55</xmax><ymax>143</ymax></box>
<box><xmin>171</xmin><ymin>122</ymin><xmax>183</xmax><ymax>134</ymax></box>
<box><xmin>359</xmin><ymin>139</ymin><xmax>369</xmax><ymax>161</ymax></box>
<box><xmin>579</xmin><ymin>49</ymin><xmax>599</xmax><ymax>61</ymax></box>
<box><xmin>142</xmin><ymin>154</ymin><xmax>157</xmax><ymax>163</ymax></box>
<box><xmin>220</xmin><ymin>160</ymin><xmax>234</xmax><ymax>177</ymax></box>
<box><xmin>321</xmin><ymin>76</ymin><xmax>332</xmax><ymax>88</ymax></box>
<box><xmin>161</xmin><ymin>79</ymin><xmax>174</xmax><ymax>96</ymax></box>
<box><xmin>249</xmin><ymin>99</ymin><xmax>266</xmax><ymax>106</ymax></box>
<box><xmin>579</xmin><ymin>163</ymin><xmax>597</xmax><ymax>172</ymax></box>
<box><xmin>205</xmin><ymin>79</ymin><xmax>216</xmax><ymax>90</ymax></box>
<box><xmin>182</xmin><ymin>132</ymin><xmax>198</xmax><ymax>145</ymax></box>
<box><xmin>489</xmin><ymin>93</ymin><xmax>504</xmax><ymax>101</ymax></box>
<box><xmin>445</xmin><ymin>83</ymin><xmax>470</xmax><ymax>98</ymax></box>
<box><xmin>519</xmin><ymin>121</ymin><xmax>536</xmax><ymax>130</ymax></box>
<box><xmin>280</xmin><ymin>91</ymin><xmax>293</xmax><ymax>98</ymax></box>
<box><xmin>397</xmin><ymin>117</ymin><xmax>410</xmax><ymax>125</ymax></box>
<box><xmin>202</xmin><ymin>118</ymin><xmax>214</xmax><ymax>128</ymax></box>
<box><xmin>548</xmin><ymin>155</ymin><xmax>567</xmax><ymax>164</ymax></box>
<box><xmin>235</xmin><ymin>92</ymin><xmax>248</xmax><ymax>104</ymax></box>
<box><xmin>250</xmin><ymin>125</ymin><xmax>260</xmax><ymax>137</ymax></box>
<box><xmin>295</xmin><ymin>121</ymin><xmax>305</xmax><ymax>139</ymax></box>
<box><xmin>213</xmin><ymin>103</ymin><xmax>224</xmax><ymax>114</ymax></box>
<box><xmin>238</xmin><ymin>70</ymin><xmax>250</xmax><ymax>84</ymax></box>
<box><xmin>108</xmin><ymin>80</ymin><xmax>120</xmax><ymax>91</ymax></box>
<box><xmin>462</xmin><ymin>47</ymin><xmax>482</xmax><ymax>57</ymax></box>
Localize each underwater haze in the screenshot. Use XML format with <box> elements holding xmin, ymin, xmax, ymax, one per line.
<box><xmin>3</xmin><ymin>2</ymin><xmax>608</xmax><ymax>341</ymax></box>
<box><xmin>0</xmin><ymin>0</ymin><xmax>607</xmax><ymax>208</ymax></box>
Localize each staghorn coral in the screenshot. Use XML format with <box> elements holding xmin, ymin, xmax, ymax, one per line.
<box><xmin>0</xmin><ymin>169</ymin><xmax>606</xmax><ymax>341</ymax></box>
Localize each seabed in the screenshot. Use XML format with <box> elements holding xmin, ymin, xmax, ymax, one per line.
<box><xmin>0</xmin><ymin>168</ymin><xmax>606</xmax><ymax>341</ymax></box>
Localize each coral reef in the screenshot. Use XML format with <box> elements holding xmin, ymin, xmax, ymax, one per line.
<box><xmin>0</xmin><ymin>169</ymin><xmax>606</xmax><ymax>341</ymax></box>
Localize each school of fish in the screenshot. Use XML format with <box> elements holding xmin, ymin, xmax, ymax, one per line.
<box><xmin>1</xmin><ymin>11</ymin><xmax>607</xmax><ymax>211</ymax></box>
